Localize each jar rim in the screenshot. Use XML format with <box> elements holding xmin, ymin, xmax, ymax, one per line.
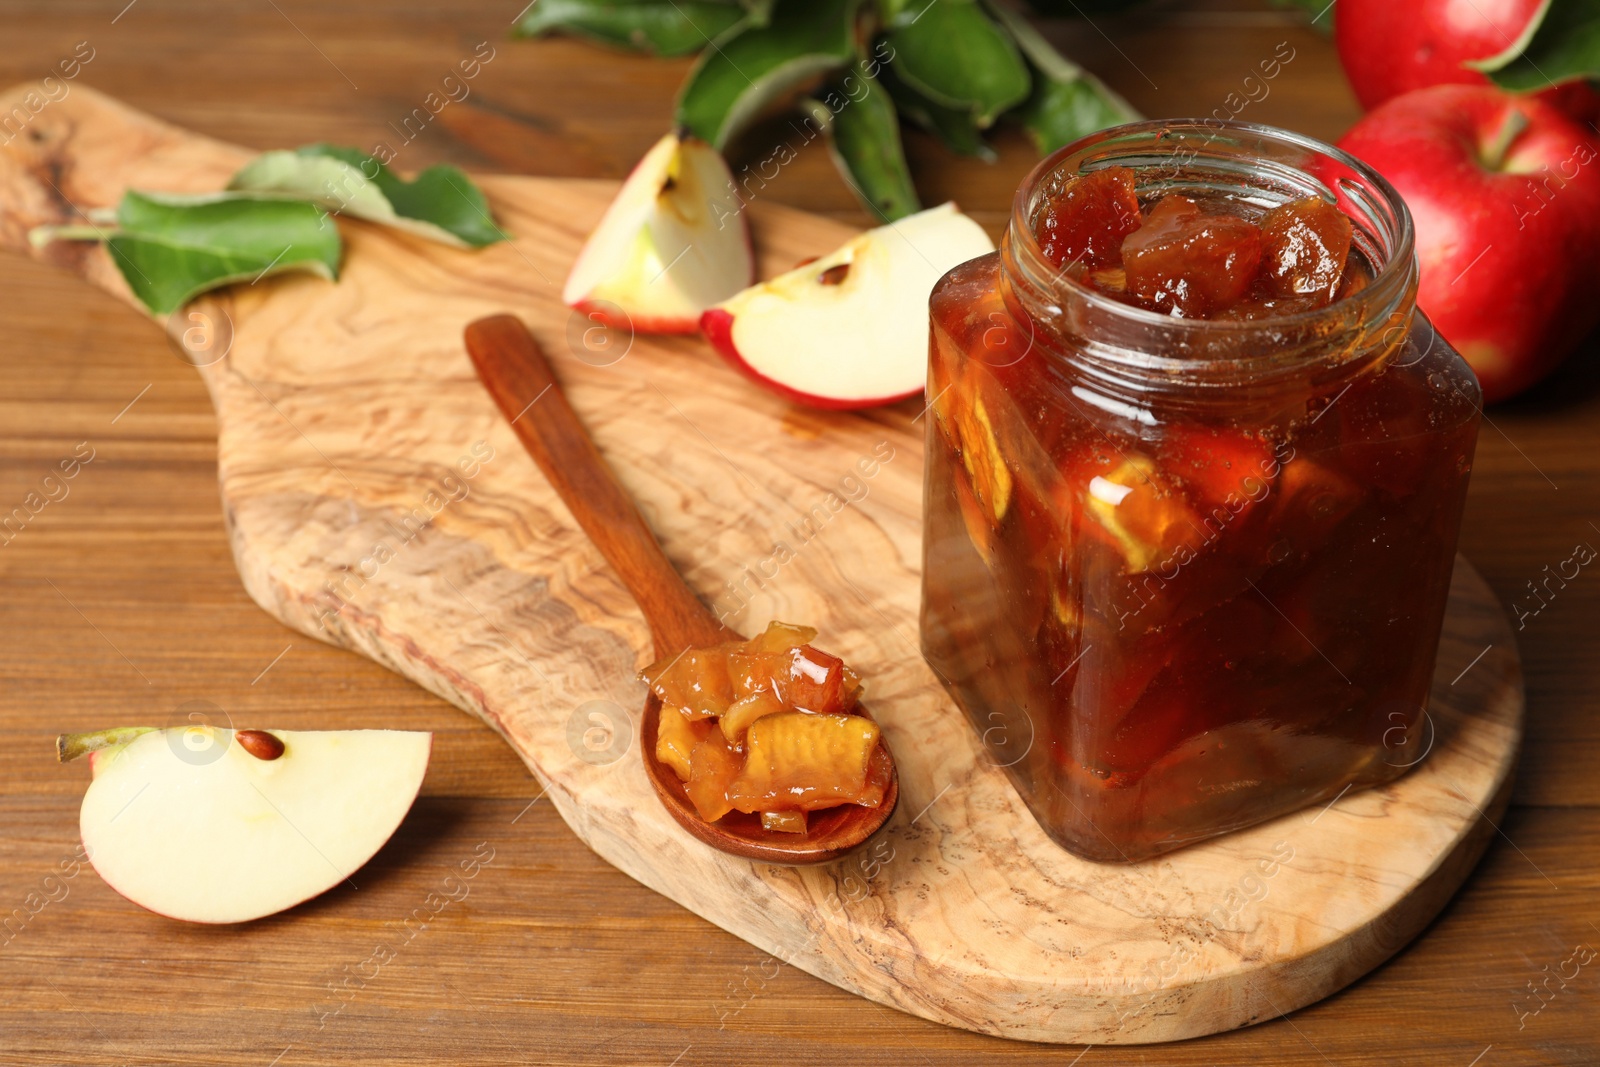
<box><xmin>1004</xmin><ymin>118</ymin><xmax>1419</xmax><ymax>379</ymax></box>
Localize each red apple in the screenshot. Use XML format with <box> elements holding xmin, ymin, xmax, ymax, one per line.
<box><xmin>1338</xmin><ymin>84</ymin><xmax>1600</xmax><ymax>401</ymax></box>
<box><xmin>1336</xmin><ymin>0</ymin><xmax>1599</xmax><ymax>122</ymax></box>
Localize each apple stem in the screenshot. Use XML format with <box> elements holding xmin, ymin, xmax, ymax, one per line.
<box><xmin>28</xmin><ymin>223</ymin><xmax>112</xmax><ymax>249</ymax></box>
<box><xmin>1482</xmin><ymin>108</ymin><xmax>1531</xmax><ymax>172</ymax></box>
<box><xmin>56</xmin><ymin>727</ymin><xmax>157</xmax><ymax>763</ymax></box>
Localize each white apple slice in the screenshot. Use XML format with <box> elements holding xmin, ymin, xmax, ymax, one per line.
<box><xmin>68</xmin><ymin>726</ymin><xmax>431</xmax><ymax>924</ymax></box>
<box><xmin>563</xmin><ymin>131</ymin><xmax>753</xmax><ymax>334</ymax></box>
<box><xmin>700</xmin><ymin>202</ymin><xmax>994</xmax><ymax>410</ymax></box>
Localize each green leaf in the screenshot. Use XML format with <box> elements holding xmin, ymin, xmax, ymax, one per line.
<box><xmin>229</xmin><ymin>145</ymin><xmax>506</xmax><ymax>248</ymax></box>
<box><xmin>1266</xmin><ymin>0</ymin><xmax>1334</xmax><ymax>35</ymax></box>
<box><xmin>882</xmin><ymin>60</ymin><xmax>996</xmax><ymax>161</ymax></box>
<box><xmin>102</xmin><ymin>191</ymin><xmax>342</xmax><ymax>315</ymax></box>
<box><xmin>675</xmin><ymin>0</ymin><xmax>858</xmax><ymax>150</ymax></box>
<box><xmin>512</xmin><ymin>0</ymin><xmax>751</xmax><ymax>56</ymax></box>
<box><xmin>805</xmin><ymin>63</ymin><xmax>922</xmax><ymax>221</ymax></box>
<box><xmin>883</xmin><ymin>0</ymin><xmax>1031</xmax><ymax>127</ymax></box>
<box><xmin>984</xmin><ymin>1</ymin><xmax>1139</xmax><ymax>154</ymax></box>
<box><xmin>1020</xmin><ymin>0</ymin><xmax>1152</xmax><ymax>13</ymax></box>
<box><xmin>1016</xmin><ymin>76</ymin><xmax>1139</xmax><ymax>154</ymax></box>
<box><xmin>1471</xmin><ymin>0</ymin><xmax>1600</xmax><ymax>92</ymax></box>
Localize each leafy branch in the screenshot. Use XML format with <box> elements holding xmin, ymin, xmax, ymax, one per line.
<box><xmin>1471</xmin><ymin>0</ymin><xmax>1600</xmax><ymax>94</ymax></box>
<box><xmin>31</xmin><ymin>146</ymin><xmax>504</xmax><ymax>315</ymax></box>
<box><xmin>1266</xmin><ymin>0</ymin><xmax>1334</xmax><ymax>36</ymax></box>
<box><xmin>515</xmin><ymin>0</ymin><xmax>1143</xmax><ymax>220</ymax></box>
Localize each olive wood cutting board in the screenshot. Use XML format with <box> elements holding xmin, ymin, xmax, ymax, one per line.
<box><xmin>0</xmin><ymin>86</ymin><xmax>1525</xmax><ymax>1045</ymax></box>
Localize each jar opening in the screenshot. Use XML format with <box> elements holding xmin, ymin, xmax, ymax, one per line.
<box><xmin>1002</xmin><ymin>119</ymin><xmax>1420</xmax><ymax>392</ymax></box>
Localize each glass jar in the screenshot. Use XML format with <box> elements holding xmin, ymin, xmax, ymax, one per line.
<box><xmin>920</xmin><ymin>120</ymin><xmax>1482</xmax><ymax>862</ymax></box>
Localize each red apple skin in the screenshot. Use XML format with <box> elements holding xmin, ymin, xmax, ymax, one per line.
<box><xmin>1338</xmin><ymin>85</ymin><xmax>1600</xmax><ymax>401</ymax></box>
<box><xmin>570</xmin><ymin>298</ymin><xmax>699</xmax><ymax>336</ymax></box>
<box><xmin>1336</xmin><ymin>0</ymin><xmax>1600</xmax><ymax>122</ymax></box>
<box><xmin>564</xmin><ymin>207</ymin><xmax>757</xmax><ymax>337</ymax></box>
<box><xmin>699</xmin><ymin>308</ymin><xmax>923</xmax><ymax>411</ymax></box>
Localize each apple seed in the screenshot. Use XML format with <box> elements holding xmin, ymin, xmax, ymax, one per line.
<box><xmin>235</xmin><ymin>729</ymin><xmax>286</xmax><ymax>761</ymax></box>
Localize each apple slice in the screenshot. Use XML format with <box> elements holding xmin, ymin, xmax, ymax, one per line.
<box><xmin>563</xmin><ymin>131</ymin><xmax>753</xmax><ymax>334</ymax></box>
<box><xmin>64</xmin><ymin>726</ymin><xmax>431</xmax><ymax>924</ymax></box>
<box><xmin>701</xmin><ymin>202</ymin><xmax>994</xmax><ymax>409</ymax></box>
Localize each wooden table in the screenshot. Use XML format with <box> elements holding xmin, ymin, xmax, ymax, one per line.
<box><xmin>2</xmin><ymin>1</ymin><xmax>1595</xmax><ymax>1063</ymax></box>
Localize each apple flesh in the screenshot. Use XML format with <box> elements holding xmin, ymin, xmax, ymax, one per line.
<box><xmin>69</xmin><ymin>726</ymin><xmax>432</xmax><ymax>924</ymax></box>
<box><xmin>563</xmin><ymin>131</ymin><xmax>753</xmax><ymax>334</ymax></box>
<box><xmin>1335</xmin><ymin>0</ymin><xmax>1599</xmax><ymax>122</ymax></box>
<box><xmin>1338</xmin><ymin>84</ymin><xmax>1600</xmax><ymax>401</ymax></box>
<box><xmin>701</xmin><ymin>202</ymin><xmax>994</xmax><ymax>409</ymax></box>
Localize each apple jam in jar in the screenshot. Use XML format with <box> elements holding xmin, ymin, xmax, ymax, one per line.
<box><xmin>921</xmin><ymin>121</ymin><xmax>1482</xmax><ymax>862</ymax></box>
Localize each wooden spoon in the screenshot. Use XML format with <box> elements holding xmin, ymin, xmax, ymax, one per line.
<box><xmin>464</xmin><ymin>314</ymin><xmax>898</xmax><ymax>865</ymax></box>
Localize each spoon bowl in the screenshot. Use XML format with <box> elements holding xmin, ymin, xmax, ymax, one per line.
<box><xmin>639</xmin><ymin>690</ymin><xmax>898</xmax><ymax>865</ymax></box>
<box><xmin>465</xmin><ymin>314</ymin><xmax>898</xmax><ymax>865</ymax></box>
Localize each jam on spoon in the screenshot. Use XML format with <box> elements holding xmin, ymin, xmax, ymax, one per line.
<box><xmin>645</xmin><ymin>621</ymin><xmax>893</xmax><ymax>833</ymax></box>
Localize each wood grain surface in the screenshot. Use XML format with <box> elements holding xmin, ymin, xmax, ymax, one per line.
<box><xmin>0</xmin><ymin>85</ymin><xmax>1528</xmax><ymax>1043</ymax></box>
<box><xmin>0</xmin><ymin>2</ymin><xmax>1595</xmax><ymax>1064</ymax></box>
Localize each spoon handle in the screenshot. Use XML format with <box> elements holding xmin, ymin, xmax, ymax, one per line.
<box><xmin>464</xmin><ymin>314</ymin><xmax>734</xmax><ymax>655</ymax></box>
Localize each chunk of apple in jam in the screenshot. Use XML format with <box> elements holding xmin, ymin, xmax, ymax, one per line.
<box><xmin>1157</xmin><ymin>426</ymin><xmax>1277</xmax><ymax>543</ymax></box>
<box><xmin>645</xmin><ymin>646</ymin><xmax>737</xmax><ymax>719</ymax></box>
<box><xmin>1080</xmin><ymin>455</ymin><xmax>1199</xmax><ymax>573</ymax></box>
<box><xmin>1336</xmin><ymin>264</ymin><xmax>1370</xmax><ymax>300</ymax></box>
<box><xmin>1122</xmin><ymin>196</ymin><xmax>1264</xmax><ymax>317</ymax></box>
<box><xmin>762</xmin><ymin>810</ymin><xmax>807</xmax><ymax>834</ymax></box>
<box><xmin>728</xmin><ymin>713</ymin><xmax>882</xmax><ymax>813</ymax></box>
<box><xmin>1065</xmin><ymin>629</ymin><xmax>1182</xmax><ymax>773</ymax></box>
<box><xmin>758</xmin><ymin>746</ymin><xmax>892</xmax><ymax>833</ymax></box>
<box><xmin>718</xmin><ymin>689</ymin><xmax>787</xmax><ymax>744</ymax></box>
<box><xmin>730</xmin><ymin>643</ymin><xmax>862</xmax><ymax>714</ymax></box>
<box><xmin>1036</xmin><ymin>166</ymin><xmax>1142</xmax><ymax>272</ymax></box>
<box><xmin>686</xmin><ymin>736</ymin><xmax>741</xmax><ymax>822</ymax></box>
<box><xmin>1031</xmin><ymin>175</ymin><xmax>1364</xmax><ymax>321</ymax></box>
<box><xmin>1259</xmin><ymin>196</ymin><xmax>1352</xmax><ymax>301</ymax></box>
<box><xmin>1084</xmin><ymin>267</ymin><xmax>1128</xmax><ymax>299</ymax></box>
<box><xmin>656</xmin><ymin>705</ymin><xmax>711</xmax><ymax>781</ymax></box>
<box><xmin>1268</xmin><ymin>456</ymin><xmax>1364</xmax><ymax>561</ymax></box>
<box><xmin>643</xmin><ymin>622</ymin><xmax>888</xmax><ymax>832</ymax></box>
<box><xmin>854</xmin><ymin>745</ymin><xmax>896</xmax><ymax>810</ymax></box>
<box><xmin>952</xmin><ymin>390</ymin><xmax>1012</xmax><ymax>525</ymax></box>
<box><xmin>954</xmin><ymin>465</ymin><xmax>999</xmax><ymax>568</ymax></box>
<box><xmin>745</xmin><ymin>621</ymin><xmax>817</xmax><ymax>653</ymax></box>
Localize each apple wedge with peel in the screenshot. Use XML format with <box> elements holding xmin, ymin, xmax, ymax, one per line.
<box><xmin>701</xmin><ymin>202</ymin><xmax>994</xmax><ymax>410</ymax></box>
<box><xmin>563</xmin><ymin>131</ymin><xmax>753</xmax><ymax>334</ymax></box>
<box><xmin>62</xmin><ymin>726</ymin><xmax>431</xmax><ymax>924</ymax></box>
